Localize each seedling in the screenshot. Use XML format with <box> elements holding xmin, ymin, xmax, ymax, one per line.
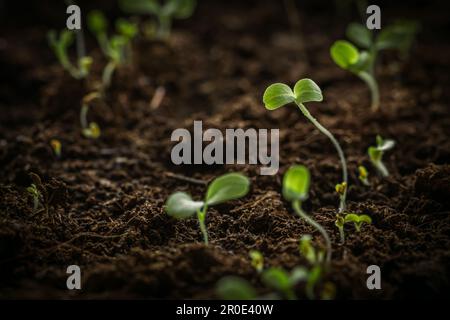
<box><xmin>249</xmin><ymin>250</ymin><xmax>264</xmax><ymax>273</ymax></box>
<box><xmin>26</xmin><ymin>183</ymin><xmax>42</xmax><ymax>212</ymax></box>
<box><xmin>368</xmin><ymin>135</ymin><xmax>395</xmax><ymax>177</ymax></box>
<box><xmin>119</xmin><ymin>0</ymin><xmax>197</xmax><ymax>39</ymax></box>
<box><xmin>165</xmin><ymin>173</ymin><xmax>250</xmax><ymax>244</ymax></box>
<box><xmin>330</xmin><ymin>21</ymin><xmax>418</xmax><ymax>111</ymax></box>
<box><xmin>262</xmin><ymin>266</ymin><xmax>308</xmax><ymax>300</ymax></box>
<box><xmin>282</xmin><ymin>165</ymin><xmax>332</xmax><ymax>263</ymax></box>
<box><xmin>335</xmin><ymin>213</ymin><xmax>372</xmax><ymax>243</ymax></box>
<box><xmin>216</xmin><ymin>276</ymin><xmax>257</xmax><ymax>300</ymax></box>
<box><xmin>50</xmin><ymin>139</ymin><xmax>62</xmax><ymax>158</ymax></box>
<box><xmin>80</xmin><ymin>92</ymin><xmax>101</xmax><ymax>139</ymax></box>
<box><xmin>358</xmin><ymin>165</ymin><xmax>370</xmax><ymax>186</ymax></box>
<box><xmin>27</xmin><ymin>173</ymin><xmax>48</xmax><ymax>215</ymax></box>
<box><xmin>87</xmin><ymin>11</ymin><xmax>138</xmax><ymax>90</ymax></box>
<box><xmin>47</xmin><ymin>30</ymin><xmax>92</xmax><ymax>79</ymax></box>
<box><xmin>263</xmin><ymin>78</ymin><xmax>348</xmax><ymax>213</ymax></box>
<box><xmin>299</xmin><ymin>235</ymin><xmax>326</xmax><ymax>299</ymax></box>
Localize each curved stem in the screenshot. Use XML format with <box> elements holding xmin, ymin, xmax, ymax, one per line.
<box><xmin>197</xmin><ymin>207</ymin><xmax>208</xmax><ymax>245</ymax></box>
<box><xmin>293</xmin><ymin>200</ymin><xmax>331</xmax><ymax>264</ymax></box>
<box><xmin>296</xmin><ymin>103</ymin><xmax>348</xmax><ymax>213</ymax></box>
<box><xmin>102</xmin><ymin>60</ymin><xmax>117</xmax><ymax>92</ymax></box>
<box><xmin>359</xmin><ymin>71</ymin><xmax>380</xmax><ymax>112</ymax></box>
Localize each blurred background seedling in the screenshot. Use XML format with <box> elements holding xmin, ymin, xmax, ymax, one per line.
<box><xmin>119</xmin><ymin>0</ymin><xmax>197</xmax><ymax>40</ymax></box>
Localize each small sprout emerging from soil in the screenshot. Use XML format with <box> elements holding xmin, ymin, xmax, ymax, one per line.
<box><xmin>262</xmin><ymin>266</ymin><xmax>308</xmax><ymax>300</ymax></box>
<box><xmin>87</xmin><ymin>11</ymin><xmax>138</xmax><ymax>90</ymax></box>
<box><xmin>299</xmin><ymin>235</ymin><xmax>324</xmax><ymax>266</ymax></box>
<box><xmin>335</xmin><ymin>213</ymin><xmax>372</xmax><ymax>243</ymax></box>
<box><xmin>368</xmin><ymin>135</ymin><xmax>395</xmax><ymax>177</ymax></box>
<box><xmin>335</xmin><ymin>181</ymin><xmax>347</xmax><ymax>210</ymax></box>
<box><xmin>26</xmin><ymin>183</ymin><xmax>42</xmax><ymax>212</ymax></box>
<box><xmin>165</xmin><ymin>173</ymin><xmax>250</xmax><ymax>244</ymax></box>
<box><xmin>27</xmin><ymin>173</ymin><xmax>49</xmax><ymax>215</ymax></box>
<box><xmin>80</xmin><ymin>92</ymin><xmax>101</xmax><ymax>139</ymax></box>
<box><xmin>358</xmin><ymin>165</ymin><xmax>370</xmax><ymax>186</ymax></box>
<box><xmin>47</xmin><ymin>30</ymin><xmax>92</xmax><ymax>79</ymax></box>
<box><xmin>50</xmin><ymin>139</ymin><xmax>62</xmax><ymax>158</ymax></box>
<box><xmin>249</xmin><ymin>250</ymin><xmax>264</xmax><ymax>273</ymax></box>
<box><xmin>119</xmin><ymin>0</ymin><xmax>197</xmax><ymax>39</ymax></box>
<box><xmin>263</xmin><ymin>78</ymin><xmax>348</xmax><ymax>213</ymax></box>
<box><xmin>283</xmin><ymin>165</ymin><xmax>332</xmax><ymax>263</ymax></box>
<box><xmin>344</xmin><ymin>213</ymin><xmax>372</xmax><ymax>232</ymax></box>
<box><xmin>330</xmin><ymin>21</ymin><xmax>419</xmax><ymax>112</ymax></box>
<box><xmin>216</xmin><ymin>276</ymin><xmax>257</xmax><ymax>300</ymax></box>
<box><xmin>298</xmin><ymin>235</ymin><xmax>327</xmax><ymax>299</ymax></box>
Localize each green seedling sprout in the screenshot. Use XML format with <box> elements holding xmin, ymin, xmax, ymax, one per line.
<box><xmin>368</xmin><ymin>135</ymin><xmax>395</xmax><ymax>177</ymax></box>
<box><xmin>47</xmin><ymin>30</ymin><xmax>92</xmax><ymax>79</ymax></box>
<box><xmin>216</xmin><ymin>276</ymin><xmax>257</xmax><ymax>300</ymax></box>
<box><xmin>335</xmin><ymin>213</ymin><xmax>372</xmax><ymax>243</ymax></box>
<box><xmin>358</xmin><ymin>165</ymin><xmax>370</xmax><ymax>186</ymax></box>
<box><xmin>26</xmin><ymin>183</ymin><xmax>42</xmax><ymax>212</ymax></box>
<box><xmin>263</xmin><ymin>78</ymin><xmax>348</xmax><ymax>213</ymax></box>
<box><xmin>50</xmin><ymin>139</ymin><xmax>62</xmax><ymax>158</ymax></box>
<box><xmin>165</xmin><ymin>173</ymin><xmax>250</xmax><ymax>244</ymax></box>
<box><xmin>80</xmin><ymin>92</ymin><xmax>101</xmax><ymax>139</ymax></box>
<box><xmin>282</xmin><ymin>165</ymin><xmax>332</xmax><ymax>263</ymax></box>
<box><xmin>87</xmin><ymin>11</ymin><xmax>138</xmax><ymax>90</ymax></box>
<box><xmin>119</xmin><ymin>0</ymin><xmax>196</xmax><ymax>39</ymax></box>
<box><xmin>299</xmin><ymin>235</ymin><xmax>328</xmax><ymax>299</ymax></box>
<box><xmin>249</xmin><ymin>250</ymin><xmax>264</xmax><ymax>273</ymax></box>
<box><xmin>261</xmin><ymin>266</ymin><xmax>308</xmax><ymax>300</ymax></box>
<box><xmin>27</xmin><ymin>173</ymin><xmax>49</xmax><ymax>215</ymax></box>
<box><xmin>330</xmin><ymin>21</ymin><xmax>418</xmax><ymax>111</ymax></box>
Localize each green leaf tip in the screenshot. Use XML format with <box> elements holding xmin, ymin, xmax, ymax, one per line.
<box><xmin>205</xmin><ymin>173</ymin><xmax>250</xmax><ymax>206</ymax></box>
<box><xmin>165</xmin><ymin>191</ymin><xmax>204</xmax><ymax>218</ymax></box>
<box><xmin>262</xmin><ymin>83</ymin><xmax>295</xmax><ymax>110</ymax></box>
<box><xmin>282</xmin><ymin>165</ymin><xmax>310</xmax><ymax>202</ymax></box>
<box><xmin>330</xmin><ymin>40</ymin><xmax>360</xmax><ymax>69</ymax></box>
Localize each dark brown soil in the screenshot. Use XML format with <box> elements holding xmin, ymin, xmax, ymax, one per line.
<box><xmin>1</xmin><ymin>0</ymin><xmax>449</xmax><ymax>299</ymax></box>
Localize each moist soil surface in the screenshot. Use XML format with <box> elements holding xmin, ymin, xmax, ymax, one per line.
<box><xmin>0</xmin><ymin>0</ymin><xmax>449</xmax><ymax>299</ymax></box>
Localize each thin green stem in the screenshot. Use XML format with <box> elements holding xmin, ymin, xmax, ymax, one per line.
<box><xmin>296</xmin><ymin>103</ymin><xmax>348</xmax><ymax>213</ymax></box>
<box><xmin>359</xmin><ymin>71</ymin><xmax>380</xmax><ymax>112</ymax></box>
<box><xmin>102</xmin><ymin>60</ymin><xmax>117</xmax><ymax>91</ymax></box>
<box><xmin>80</xmin><ymin>103</ymin><xmax>89</xmax><ymax>130</ymax></box>
<box><xmin>373</xmin><ymin>160</ymin><xmax>389</xmax><ymax>177</ymax></box>
<box><xmin>197</xmin><ymin>207</ymin><xmax>208</xmax><ymax>245</ymax></box>
<box><xmin>338</xmin><ymin>226</ymin><xmax>345</xmax><ymax>244</ymax></box>
<box><xmin>292</xmin><ymin>200</ymin><xmax>331</xmax><ymax>264</ymax></box>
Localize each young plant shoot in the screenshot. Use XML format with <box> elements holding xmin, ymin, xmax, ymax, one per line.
<box><xmin>165</xmin><ymin>173</ymin><xmax>250</xmax><ymax>244</ymax></box>
<box><xmin>368</xmin><ymin>135</ymin><xmax>395</xmax><ymax>177</ymax></box>
<box><xmin>26</xmin><ymin>183</ymin><xmax>42</xmax><ymax>212</ymax></box>
<box><xmin>80</xmin><ymin>92</ymin><xmax>101</xmax><ymax>139</ymax></box>
<box><xmin>249</xmin><ymin>250</ymin><xmax>264</xmax><ymax>273</ymax></box>
<box><xmin>282</xmin><ymin>165</ymin><xmax>332</xmax><ymax>263</ymax></box>
<box><xmin>263</xmin><ymin>78</ymin><xmax>348</xmax><ymax>213</ymax></box>
<box><xmin>47</xmin><ymin>30</ymin><xmax>92</xmax><ymax>79</ymax></box>
<box><xmin>299</xmin><ymin>235</ymin><xmax>327</xmax><ymax>299</ymax></box>
<box><xmin>119</xmin><ymin>0</ymin><xmax>197</xmax><ymax>39</ymax></box>
<box><xmin>330</xmin><ymin>21</ymin><xmax>418</xmax><ymax>111</ymax></box>
<box><xmin>216</xmin><ymin>276</ymin><xmax>257</xmax><ymax>300</ymax></box>
<box><xmin>50</xmin><ymin>139</ymin><xmax>62</xmax><ymax>159</ymax></box>
<box><xmin>358</xmin><ymin>165</ymin><xmax>370</xmax><ymax>186</ymax></box>
<box><xmin>335</xmin><ymin>213</ymin><xmax>372</xmax><ymax>243</ymax></box>
<box><xmin>261</xmin><ymin>266</ymin><xmax>308</xmax><ymax>300</ymax></box>
<box><xmin>87</xmin><ymin>11</ymin><xmax>138</xmax><ymax>90</ymax></box>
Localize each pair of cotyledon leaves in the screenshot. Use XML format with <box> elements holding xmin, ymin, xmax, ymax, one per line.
<box><xmin>368</xmin><ymin>135</ymin><xmax>395</xmax><ymax>162</ymax></box>
<box><xmin>166</xmin><ymin>173</ymin><xmax>250</xmax><ymax>218</ymax></box>
<box><xmin>262</xmin><ymin>78</ymin><xmax>323</xmax><ymax>111</ymax></box>
<box><xmin>331</xmin><ymin>22</ymin><xmax>418</xmax><ymax>72</ymax></box>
